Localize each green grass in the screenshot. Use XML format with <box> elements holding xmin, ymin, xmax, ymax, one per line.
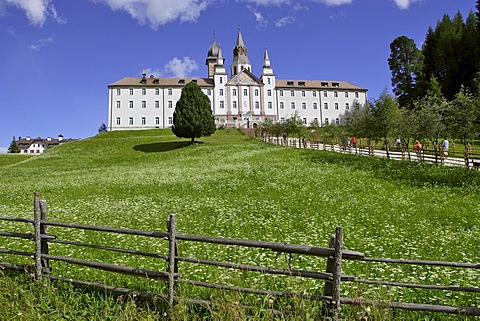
<box><xmin>0</xmin><ymin>128</ymin><xmax>479</xmax><ymax>320</ymax></box>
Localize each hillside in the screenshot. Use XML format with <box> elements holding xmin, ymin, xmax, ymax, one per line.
<box><xmin>0</xmin><ymin>129</ymin><xmax>479</xmax><ymax>319</ymax></box>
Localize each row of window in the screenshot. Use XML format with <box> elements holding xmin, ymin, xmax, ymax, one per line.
<box><xmin>278</xmin><ymin>117</ymin><xmax>340</xmax><ymax>126</ymax></box>
<box><xmin>278</xmin><ymin>101</ymin><xmax>350</xmax><ymax>110</ymax></box>
<box><xmin>218</xmin><ymin>101</ymin><xmax>273</xmax><ymax>109</ymax></box>
<box><xmin>116</xmin><ymin>87</ymin><xmax>361</xmax><ymax>99</ymax></box>
<box><xmin>116</xmin><ymin>101</ymin><xmax>173</xmax><ymax>109</ymax></box>
<box><xmin>115</xmin><ymin>116</ymin><xmax>173</xmax><ymax>126</ymax></box>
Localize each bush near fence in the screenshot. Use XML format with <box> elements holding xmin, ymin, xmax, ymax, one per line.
<box><xmin>0</xmin><ymin>193</ymin><xmax>479</xmax><ymax>319</ymax></box>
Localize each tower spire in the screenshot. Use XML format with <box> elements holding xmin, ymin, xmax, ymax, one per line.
<box><xmin>230</xmin><ymin>26</ymin><xmax>251</xmax><ymax>76</ymax></box>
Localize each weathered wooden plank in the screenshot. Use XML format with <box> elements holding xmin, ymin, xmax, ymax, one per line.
<box><xmin>42</xmin><ymin>254</ymin><xmax>171</xmax><ymax>280</ymax></box>
<box><xmin>176</xmin><ymin>255</ymin><xmax>355</xmax><ymax>281</ymax></box>
<box><xmin>0</xmin><ymin>248</ymin><xmax>34</xmax><ymax>257</ymax></box>
<box><xmin>363</xmin><ymin>257</ymin><xmax>480</xmax><ymax>268</ymax></box>
<box><xmin>341</xmin><ymin>297</ymin><xmax>480</xmax><ymax>316</ymax></box>
<box><xmin>0</xmin><ymin>216</ymin><xmax>34</xmax><ymax>224</ymax></box>
<box><xmin>0</xmin><ymin>261</ymin><xmax>35</xmax><ymax>272</ymax></box>
<box><xmin>353</xmin><ymin>278</ymin><xmax>480</xmax><ymax>293</ymax></box>
<box><xmin>178</xmin><ymin>278</ymin><xmax>331</xmax><ymax>302</ymax></box>
<box><xmin>48</xmin><ymin>239</ymin><xmax>169</xmax><ymax>260</ymax></box>
<box><xmin>34</xmin><ymin>192</ymin><xmax>42</xmax><ymax>280</ymax></box>
<box><xmin>175</xmin><ymin>233</ymin><xmax>364</xmax><ymax>260</ymax></box>
<box><xmin>167</xmin><ymin>214</ymin><xmax>177</xmax><ymax>308</ymax></box>
<box><xmin>41</xmin><ymin>221</ymin><xmax>169</xmax><ymax>239</ymax></box>
<box><xmin>331</xmin><ymin>227</ymin><xmax>343</xmax><ymax>321</ymax></box>
<box><xmin>0</xmin><ymin>231</ymin><xmax>34</xmax><ymax>240</ymax></box>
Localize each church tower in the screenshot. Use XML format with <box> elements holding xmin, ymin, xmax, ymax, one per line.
<box><xmin>230</xmin><ymin>27</ymin><xmax>251</xmax><ymax>76</ymax></box>
<box><xmin>262</xmin><ymin>48</ymin><xmax>276</xmax><ymax>117</ymax></box>
<box><xmin>206</xmin><ymin>33</ymin><xmax>222</xmax><ymax>79</ymax></box>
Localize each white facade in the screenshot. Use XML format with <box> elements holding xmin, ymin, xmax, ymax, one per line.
<box><xmin>108</xmin><ymin>30</ymin><xmax>367</xmax><ymax>131</ymax></box>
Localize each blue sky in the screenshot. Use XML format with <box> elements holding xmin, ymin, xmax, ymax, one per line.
<box><xmin>0</xmin><ymin>0</ymin><xmax>476</xmax><ymax>150</ymax></box>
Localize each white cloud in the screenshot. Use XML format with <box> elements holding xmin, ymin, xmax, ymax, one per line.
<box><xmin>164</xmin><ymin>57</ymin><xmax>199</xmax><ymax>77</ymax></box>
<box><xmin>29</xmin><ymin>34</ymin><xmax>54</xmax><ymax>50</ymax></box>
<box><xmin>48</xmin><ymin>3</ymin><xmax>66</xmax><ymax>24</ymax></box>
<box><xmin>311</xmin><ymin>0</ymin><xmax>352</xmax><ymax>5</ymax></box>
<box><xmin>247</xmin><ymin>5</ymin><xmax>267</xmax><ymax>29</ymax></box>
<box><xmin>93</xmin><ymin>0</ymin><xmax>209</xmax><ymax>29</ymax></box>
<box><xmin>242</xmin><ymin>0</ymin><xmax>291</xmax><ymax>5</ymax></box>
<box><xmin>393</xmin><ymin>0</ymin><xmax>420</xmax><ymax>10</ymax></box>
<box><xmin>2</xmin><ymin>0</ymin><xmax>49</xmax><ymax>26</ymax></box>
<box><xmin>275</xmin><ymin>16</ymin><xmax>294</xmax><ymax>27</ymax></box>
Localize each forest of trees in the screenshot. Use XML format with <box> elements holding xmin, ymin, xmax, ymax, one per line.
<box><xmin>261</xmin><ymin>2</ymin><xmax>480</xmax><ymax>160</ymax></box>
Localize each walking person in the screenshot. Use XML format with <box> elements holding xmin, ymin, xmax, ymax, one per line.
<box><xmin>414</xmin><ymin>140</ymin><xmax>422</xmax><ymax>161</ymax></box>
<box><xmin>441</xmin><ymin>138</ymin><xmax>449</xmax><ymax>157</ymax></box>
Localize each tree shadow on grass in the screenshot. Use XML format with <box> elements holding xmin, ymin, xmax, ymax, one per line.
<box><xmin>133</xmin><ymin>141</ymin><xmax>192</xmax><ymax>153</ymax></box>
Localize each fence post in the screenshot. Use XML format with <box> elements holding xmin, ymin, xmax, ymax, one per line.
<box><xmin>39</xmin><ymin>199</ymin><xmax>50</xmax><ymax>276</ymax></box>
<box><xmin>332</xmin><ymin>227</ymin><xmax>343</xmax><ymax>321</ymax></box>
<box><xmin>34</xmin><ymin>192</ymin><xmax>42</xmax><ymax>280</ymax></box>
<box><xmin>322</xmin><ymin>234</ymin><xmax>336</xmax><ymax>318</ymax></box>
<box><xmin>167</xmin><ymin>214</ymin><xmax>177</xmax><ymax>310</ymax></box>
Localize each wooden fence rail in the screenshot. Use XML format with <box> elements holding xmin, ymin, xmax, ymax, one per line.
<box><xmin>264</xmin><ymin>135</ymin><xmax>480</xmax><ymax>169</ymax></box>
<box><xmin>0</xmin><ymin>193</ymin><xmax>479</xmax><ymax>319</ymax></box>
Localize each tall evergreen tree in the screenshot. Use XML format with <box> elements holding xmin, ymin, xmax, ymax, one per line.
<box><xmin>7</xmin><ymin>137</ymin><xmax>19</xmax><ymax>153</ymax></box>
<box><xmin>388</xmin><ymin>36</ymin><xmax>423</xmax><ymax>108</ymax></box>
<box><xmin>172</xmin><ymin>81</ymin><xmax>216</xmax><ymax>143</ymax></box>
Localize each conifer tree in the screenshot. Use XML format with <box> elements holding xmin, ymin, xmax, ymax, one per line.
<box><xmin>172</xmin><ymin>81</ymin><xmax>216</xmax><ymax>143</ymax></box>
<box><xmin>7</xmin><ymin>137</ymin><xmax>19</xmax><ymax>153</ymax></box>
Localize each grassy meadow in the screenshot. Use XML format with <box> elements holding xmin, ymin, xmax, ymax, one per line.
<box><xmin>0</xmin><ymin>129</ymin><xmax>479</xmax><ymax>320</ymax></box>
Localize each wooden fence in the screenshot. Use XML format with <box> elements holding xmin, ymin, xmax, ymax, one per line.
<box><xmin>0</xmin><ymin>193</ymin><xmax>479</xmax><ymax>319</ymax></box>
<box><xmin>263</xmin><ymin>135</ymin><xmax>480</xmax><ymax>169</ymax></box>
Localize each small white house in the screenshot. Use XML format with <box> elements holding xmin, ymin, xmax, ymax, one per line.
<box><xmin>15</xmin><ymin>135</ymin><xmax>76</xmax><ymax>154</ymax></box>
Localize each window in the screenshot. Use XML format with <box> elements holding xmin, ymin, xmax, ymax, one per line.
<box><xmin>168</xmin><ymin>101</ymin><xmax>173</xmax><ymax>108</ymax></box>
<box><xmin>233</xmin><ymin>101</ymin><xmax>237</xmax><ymax>109</ymax></box>
<box><xmin>155</xmin><ymin>117</ymin><xmax>160</xmax><ymax>125</ymax></box>
<box><xmin>129</xmin><ymin>101</ymin><xmax>134</xmax><ymax>108</ymax></box>
<box><xmin>219</xmin><ymin>77</ymin><xmax>223</xmax><ymax>84</ymax></box>
<box><xmin>280</xmin><ymin>102</ymin><xmax>284</xmax><ymax>109</ymax></box>
<box><xmin>323</xmin><ymin>91</ymin><xmax>327</xmax><ymax>97</ymax></box>
<box><xmin>116</xmin><ymin>88</ymin><xmax>121</xmax><ymax>95</ymax></box>
<box><xmin>279</xmin><ymin>90</ymin><xmax>283</xmax><ymax>97</ymax></box>
<box><xmin>219</xmin><ymin>89</ymin><xmax>224</xmax><ymax>96</ymax></box>
<box><xmin>302</xmin><ymin>102</ymin><xmax>306</xmax><ymax>109</ymax></box>
<box><xmin>255</xmin><ymin>101</ymin><xmax>259</xmax><ymax>109</ymax></box>
<box><xmin>255</xmin><ymin>89</ymin><xmax>259</xmax><ymax>96</ymax></box>
<box><xmin>267</xmin><ymin>77</ymin><xmax>271</xmax><ymax>84</ymax></box>
<box><xmin>313</xmin><ymin>102</ymin><xmax>317</xmax><ymax>110</ymax></box>
<box><xmin>116</xmin><ymin>101</ymin><xmax>121</xmax><ymax>108</ymax></box>
<box><xmin>324</xmin><ymin>118</ymin><xmax>329</xmax><ymax>125</ymax></box>
<box><xmin>244</xmin><ymin>89</ymin><xmax>248</xmax><ymax>96</ymax></box>
<box><xmin>345</xmin><ymin>103</ymin><xmax>350</xmax><ymax>110</ymax></box>
<box><xmin>303</xmin><ymin>118</ymin><xmax>307</xmax><ymax>124</ymax></box>
<box><xmin>267</xmin><ymin>89</ymin><xmax>272</xmax><ymax>96</ymax></box>
<box><xmin>313</xmin><ymin>91</ymin><xmax>317</xmax><ymax>97</ymax></box>
<box><xmin>335</xmin><ymin>118</ymin><xmax>340</xmax><ymax>125</ymax></box>
<box><xmin>142</xmin><ymin>88</ymin><xmax>146</xmax><ymax>95</ymax></box>
<box><xmin>324</xmin><ymin>102</ymin><xmax>328</xmax><ymax>109</ymax></box>
<box><xmin>301</xmin><ymin>90</ymin><xmax>306</xmax><ymax>97</ymax></box>
<box><xmin>141</xmin><ymin>117</ymin><xmax>146</xmax><ymax>125</ymax></box>
<box><xmin>155</xmin><ymin>88</ymin><xmax>159</xmax><ymax>95</ymax></box>
<box><xmin>335</xmin><ymin>103</ymin><xmax>339</xmax><ymax>110</ymax></box>
<box><xmin>233</xmin><ymin>89</ymin><xmax>237</xmax><ymax>96</ymax></box>
<box><xmin>155</xmin><ymin>101</ymin><xmax>159</xmax><ymax>108</ymax></box>
<box><xmin>268</xmin><ymin>102</ymin><xmax>272</xmax><ymax>109</ymax></box>
<box><xmin>168</xmin><ymin>88</ymin><xmax>172</xmax><ymax>95</ymax></box>
<box><xmin>291</xmin><ymin>102</ymin><xmax>295</xmax><ymax>109</ymax></box>
<box><xmin>345</xmin><ymin>92</ymin><xmax>349</xmax><ymax>98</ymax></box>
<box><xmin>355</xmin><ymin>91</ymin><xmax>359</xmax><ymax>98</ymax></box>
<box><xmin>129</xmin><ymin>88</ymin><xmax>133</xmax><ymax>95</ymax></box>
<box><xmin>168</xmin><ymin>117</ymin><xmax>173</xmax><ymax>125</ymax></box>
<box><xmin>334</xmin><ymin>91</ymin><xmax>338</xmax><ymax>97</ymax></box>
<box><xmin>280</xmin><ymin>117</ymin><xmax>285</xmax><ymax>121</ymax></box>
<box><xmin>220</xmin><ymin>101</ymin><xmax>224</xmax><ymax>108</ymax></box>
<box><xmin>314</xmin><ymin>117</ymin><xmax>318</xmax><ymax>123</ymax></box>
<box><xmin>290</xmin><ymin>90</ymin><xmax>295</xmax><ymax>97</ymax></box>
<box><xmin>207</xmin><ymin>89</ymin><xmax>211</xmax><ymax>95</ymax></box>
<box><xmin>129</xmin><ymin>117</ymin><xmax>134</xmax><ymax>125</ymax></box>
<box><xmin>142</xmin><ymin>101</ymin><xmax>146</xmax><ymax>108</ymax></box>
<box><xmin>116</xmin><ymin>117</ymin><xmax>121</xmax><ymax>125</ymax></box>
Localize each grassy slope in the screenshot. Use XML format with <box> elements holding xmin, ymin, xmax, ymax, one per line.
<box><xmin>0</xmin><ymin>129</ymin><xmax>479</xmax><ymax>319</ymax></box>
